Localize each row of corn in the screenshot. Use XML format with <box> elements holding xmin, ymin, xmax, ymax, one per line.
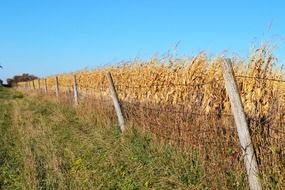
<box><xmin>18</xmin><ymin>46</ymin><xmax>285</xmax><ymax>120</ymax></box>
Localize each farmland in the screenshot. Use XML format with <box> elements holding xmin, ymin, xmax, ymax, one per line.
<box><xmin>8</xmin><ymin>46</ymin><xmax>285</xmax><ymax>189</ymax></box>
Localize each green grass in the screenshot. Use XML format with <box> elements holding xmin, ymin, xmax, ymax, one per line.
<box><xmin>0</xmin><ymin>87</ymin><xmax>209</xmax><ymax>190</ymax></box>
<box><xmin>2</xmin><ymin>87</ymin><xmax>265</xmax><ymax>189</ymax></box>
<box><xmin>0</xmin><ymin>88</ymin><xmax>26</xmax><ymax>190</ymax></box>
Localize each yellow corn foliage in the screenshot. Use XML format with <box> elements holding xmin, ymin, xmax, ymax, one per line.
<box><xmin>18</xmin><ymin>46</ymin><xmax>285</xmax><ymax>119</ymax></box>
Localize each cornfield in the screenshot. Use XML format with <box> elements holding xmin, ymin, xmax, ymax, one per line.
<box><xmin>18</xmin><ymin>45</ymin><xmax>285</xmax><ymax>189</ymax></box>
<box><xmin>22</xmin><ymin>46</ymin><xmax>284</xmax><ymax>116</ymax></box>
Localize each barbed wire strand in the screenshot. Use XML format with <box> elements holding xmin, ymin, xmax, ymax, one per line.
<box><xmin>122</xmin><ymin>102</ymin><xmax>234</xmax><ymax>117</ymax></box>
<box><xmin>235</xmin><ymin>75</ymin><xmax>285</xmax><ymax>83</ymax></box>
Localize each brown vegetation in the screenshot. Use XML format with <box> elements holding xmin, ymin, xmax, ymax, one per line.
<box><xmin>18</xmin><ymin>45</ymin><xmax>285</xmax><ymax>189</ymax></box>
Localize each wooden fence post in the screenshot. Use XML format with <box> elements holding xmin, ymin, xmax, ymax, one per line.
<box><xmin>222</xmin><ymin>58</ymin><xmax>262</xmax><ymax>190</ymax></box>
<box><xmin>106</xmin><ymin>72</ymin><xmax>125</xmax><ymax>132</ymax></box>
<box><xmin>29</xmin><ymin>81</ymin><xmax>32</xmax><ymax>91</ymax></box>
<box><xmin>55</xmin><ymin>76</ymin><xmax>60</xmax><ymax>97</ymax></box>
<box><xmin>38</xmin><ymin>79</ymin><xmax>41</xmax><ymax>93</ymax></box>
<box><xmin>32</xmin><ymin>80</ymin><xmax>35</xmax><ymax>91</ymax></box>
<box><xmin>44</xmin><ymin>79</ymin><xmax>48</xmax><ymax>94</ymax></box>
<box><xmin>73</xmin><ymin>75</ymin><xmax>79</xmax><ymax>105</ymax></box>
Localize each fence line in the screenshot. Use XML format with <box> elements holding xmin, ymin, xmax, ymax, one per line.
<box><xmin>121</xmin><ymin>101</ymin><xmax>234</xmax><ymax>117</ymax></box>
<box><xmin>236</xmin><ymin>75</ymin><xmax>285</xmax><ymax>83</ymax></box>
<box><xmin>115</xmin><ymin>78</ymin><xmax>225</xmax><ymax>88</ymax></box>
<box><xmin>16</xmin><ymin>61</ymin><xmax>285</xmax><ymax>190</ymax></box>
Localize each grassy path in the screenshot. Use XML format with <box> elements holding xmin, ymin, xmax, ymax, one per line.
<box><xmin>0</xmin><ymin>88</ymin><xmax>208</xmax><ymax>190</ymax></box>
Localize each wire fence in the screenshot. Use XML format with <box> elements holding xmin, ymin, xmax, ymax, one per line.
<box><xmin>236</xmin><ymin>75</ymin><xmax>285</xmax><ymax>83</ymax></box>
<box><xmin>17</xmin><ymin>73</ymin><xmax>285</xmax><ymax>189</ymax></box>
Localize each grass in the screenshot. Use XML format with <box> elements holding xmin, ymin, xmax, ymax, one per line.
<box><xmin>2</xmin><ymin>86</ymin><xmax>283</xmax><ymax>189</ymax></box>
<box><xmin>10</xmin><ymin>86</ymin><xmax>285</xmax><ymax>189</ymax></box>
<box><xmin>0</xmin><ymin>87</ymin><xmax>211</xmax><ymax>190</ymax></box>
<box><xmin>0</xmin><ymin>88</ymin><xmax>26</xmax><ymax>190</ymax></box>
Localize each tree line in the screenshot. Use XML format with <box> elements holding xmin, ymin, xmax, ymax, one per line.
<box><xmin>3</xmin><ymin>74</ymin><xmax>38</xmax><ymax>87</ymax></box>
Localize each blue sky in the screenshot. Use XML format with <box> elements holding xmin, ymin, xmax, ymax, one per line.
<box><xmin>0</xmin><ymin>0</ymin><xmax>284</xmax><ymax>81</ymax></box>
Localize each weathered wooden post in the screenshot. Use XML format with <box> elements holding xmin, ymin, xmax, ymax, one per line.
<box><xmin>24</xmin><ymin>82</ymin><xmax>28</xmax><ymax>90</ymax></box>
<box><xmin>222</xmin><ymin>58</ymin><xmax>262</xmax><ymax>190</ymax></box>
<box><xmin>29</xmin><ymin>81</ymin><xmax>32</xmax><ymax>91</ymax></box>
<box><xmin>106</xmin><ymin>72</ymin><xmax>125</xmax><ymax>132</ymax></box>
<box><xmin>32</xmin><ymin>80</ymin><xmax>36</xmax><ymax>92</ymax></box>
<box><xmin>37</xmin><ymin>79</ymin><xmax>41</xmax><ymax>94</ymax></box>
<box><xmin>44</xmin><ymin>79</ymin><xmax>48</xmax><ymax>94</ymax></box>
<box><xmin>73</xmin><ymin>74</ymin><xmax>79</xmax><ymax>105</ymax></box>
<box><xmin>55</xmin><ymin>76</ymin><xmax>60</xmax><ymax>97</ymax></box>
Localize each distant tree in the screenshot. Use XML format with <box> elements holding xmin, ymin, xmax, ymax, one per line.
<box><xmin>6</xmin><ymin>73</ymin><xmax>38</xmax><ymax>87</ymax></box>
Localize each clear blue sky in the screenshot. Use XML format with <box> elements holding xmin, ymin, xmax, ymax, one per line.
<box><xmin>0</xmin><ymin>0</ymin><xmax>284</xmax><ymax>81</ymax></box>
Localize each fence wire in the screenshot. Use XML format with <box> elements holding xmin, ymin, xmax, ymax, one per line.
<box><xmin>17</xmin><ymin>73</ymin><xmax>285</xmax><ymax>188</ymax></box>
